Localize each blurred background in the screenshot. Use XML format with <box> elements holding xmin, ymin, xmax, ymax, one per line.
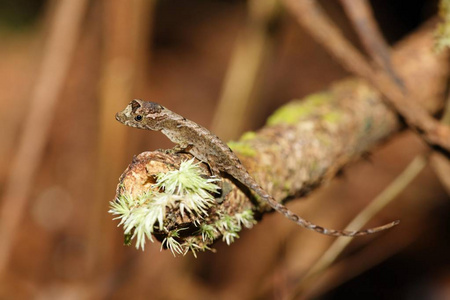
<box><xmin>0</xmin><ymin>0</ymin><xmax>449</xmax><ymax>299</ymax></box>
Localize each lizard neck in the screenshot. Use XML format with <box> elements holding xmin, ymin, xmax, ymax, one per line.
<box><xmin>157</xmin><ymin>112</ymin><xmax>190</xmax><ymax>145</ymax></box>
<box><xmin>159</xmin><ymin>111</ymin><xmax>212</xmax><ymax>148</ymax></box>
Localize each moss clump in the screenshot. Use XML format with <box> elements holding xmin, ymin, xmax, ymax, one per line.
<box><xmin>323</xmin><ymin>111</ymin><xmax>342</xmax><ymax>123</ymax></box>
<box><xmin>267</xmin><ymin>92</ymin><xmax>332</xmax><ymax>126</ymax></box>
<box><xmin>227</xmin><ymin>141</ymin><xmax>257</xmax><ymax>157</ymax></box>
<box><xmin>110</xmin><ymin>159</ymin><xmax>220</xmax><ymax>252</ymax></box>
<box><xmin>111</xmin><ymin>158</ymin><xmax>256</xmax><ymax>257</ymax></box>
<box><xmin>240</xmin><ymin>131</ymin><xmax>257</xmax><ymax>141</ymax></box>
<box><xmin>435</xmin><ymin>0</ymin><xmax>450</xmax><ymax>52</ymax></box>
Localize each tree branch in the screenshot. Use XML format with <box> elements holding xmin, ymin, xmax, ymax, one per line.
<box><xmin>112</xmin><ymin>20</ymin><xmax>448</xmax><ymax>254</ymax></box>
<box><xmin>290</xmin><ymin>155</ymin><xmax>428</xmax><ymax>298</ymax></box>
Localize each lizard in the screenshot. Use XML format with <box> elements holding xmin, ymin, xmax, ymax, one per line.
<box><xmin>115</xmin><ymin>99</ymin><xmax>400</xmax><ymax>237</ymax></box>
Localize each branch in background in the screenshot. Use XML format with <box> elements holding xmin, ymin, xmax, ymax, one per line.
<box><xmin>287</xmin><ymin>50</ymin><xmax>450</xmax><ymax>297</ymax></box>
<box><xmin>302</xmin><ymin>216</ymin><xmax>428</xmax><ymax>299</ymax></box>
<box><xmin>339</xmin><ymin>0</ymin><xmax>404</xmax><ymax>89</ymax></box>
<box><xmin>282</xmin><ymin>0</ymin><xmax>450</xmax><ymax>157</ymax></box>
<box><xmin>87</xmin><ymin>0</ymin><xmax>156</xmax><ymax>282</ymax></box>
<box><xmin>0</xmin><ymin>0</ymin><xmax>89</xmax><ymax>277</ymax></box>
<box><xmin>291</xmin><ymin>43</ymin><xmax>450</xmax><ymax>298</ymax></box>
<box><xmin>210</xmin><ymin>0</ymin><xmax>280</xmax><ymax>141</ymax></box>
<box><xmin>280</xmin><ymin>4</ymin><xmax>450</xmax><ymax>294</ymax></box>
<box><xmin>434</xmin><ymin>0</ymin><xmax>450</xmax><ymax>52</ymax></box>
<box><xmin>430</xmin><ymin>75</ymin><xmax>450</xmax><ymax>195</ymax></box>
<box><xmin>291</xmin><ymin>155</ymin><xmax>428</xmax><ymax>298</ymax></box>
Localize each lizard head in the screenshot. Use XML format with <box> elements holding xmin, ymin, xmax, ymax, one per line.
<box><xmin>115</xmin><ymin>99</ymin><xmax>167</xmax><ymax>130</ymax></box>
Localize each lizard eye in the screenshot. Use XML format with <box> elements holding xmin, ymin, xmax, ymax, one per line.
<box><xmin>135</xmin><ymin>115</ymin><xmax>143</xmax><ymax>122</ymax></box>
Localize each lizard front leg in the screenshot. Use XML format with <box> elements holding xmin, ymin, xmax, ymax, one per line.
<box><xmin>164</xmin><ymin>143</ymin><xmax>194</xmax><ymax>155</ymax></box>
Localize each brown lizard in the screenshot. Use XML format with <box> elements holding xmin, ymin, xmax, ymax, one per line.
<box><xmin>116</xmin><ymin>99</ymin><xmax>399</xmax><ymax>237</ymax></box>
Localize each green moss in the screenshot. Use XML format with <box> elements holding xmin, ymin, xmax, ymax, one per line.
<box><xmin>283</xmin><ymin>181</ymin><xmax>291</xmax><ymax>192</ymax></box>
<box><xmin>322</xmin><ymin>111</ymin><xmax>341</xmax><ymax>123</ymax></box>
<box><xmin>227</xmin><ymin>141</ymin><xmax>257</xmax><ymax>157</ymax></box>
<box><xmin>435</xmin><ymin>0</ymin><xmax>450</xmax><ymax>52</ymax></box>
<box><xmin>240</xmin><ymin>131</ymin><xmax>257</xmax><ymax>141</ymax></box>
<box><xmin>308</xmin><ymin>92</ymin><xmax>332</xmax><ymax>106</ymax></box>
<box><xmin>267</xmin><ymin>92</ymin><xmax>332</xmax><ymax>126</ymax></box>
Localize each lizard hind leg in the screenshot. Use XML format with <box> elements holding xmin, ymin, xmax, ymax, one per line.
<box><xmin>247</xmin><ymin>178</ymin><xmax>399</xmax><ymax>237</ymax></box>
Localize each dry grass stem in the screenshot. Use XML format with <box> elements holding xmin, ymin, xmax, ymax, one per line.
<box><xmin>339</xmin><ymin>0</ymin><xmax>404</xmax><ymax>88</ymax></box>
<box><xmin>210</xmin><ymin>0</ymin><xmax>279</xmax><ymax>140</ymax></box>
<box><xmin>87</xmin><ymin>0</ymin><xmax>156</xmax><ymax>281</ymax></box>
<box><xmin>430</xmin><ymin>78</ymin><xmax>450</xmax><ymax>194</ymax></box>
<box><xmin>302</xmin><ymin>219</ymin><xmax>425</xmax><ymax>299</ymax></box>
<box><xmin>290</xmin><ymin>155</ymin><xmax>428</xmax><ymax>299</ymax></box>
<box><xmin>0</xmin><ymin>0</ymin><xmax>89</xmax><ymax>277</ymax></box>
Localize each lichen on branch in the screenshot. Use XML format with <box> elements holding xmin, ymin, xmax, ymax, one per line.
<box><xmin>435</xmin><ymin>0</ymin><xmax>450</xmax><ymax>52</ymax></box>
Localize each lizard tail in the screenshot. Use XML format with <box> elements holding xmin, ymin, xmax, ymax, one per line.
<box><xmin>243</xmin><ymin>175</ymin><xmax>399</xmax><ymax>237</ymax></box>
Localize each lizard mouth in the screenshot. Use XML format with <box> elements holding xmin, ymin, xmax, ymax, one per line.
<box><xmin>115</xmin><ymin>112</ymin><xmax>133</xmax><ymax>127</ymax></box>
<box><xmin>115</xmin><ymin>112</ymin><xmax>123</xmax><ymax>123</ymax></box>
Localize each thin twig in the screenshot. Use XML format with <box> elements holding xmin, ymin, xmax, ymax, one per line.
<box><xmin>86</xmin><ymin>0</ymin><xmax>156</xmax><ymax>280</ymax></box>
<box><xmin>210</xmin><ymin>0</ymin><xmax>279</xmax><ymax>140</ymax></box>
<box><xmin>0</xmin><ymin>0</ymin><xmax>89</xmax><ymax>277</ymax></box>
<box><xmin>339</xmin><ymin>0</ymin><xmax>404</xmax><ymax>89</ymax></box>
<box><xmin>282</xmin><ymin>0</ymin><xmax>450</xmax><ymax>157</ymax></box>
<box><xmin>302</xmin><ymin>217</ymin><xmax>425</xmax><ymax>299</ymax></box>
<box><xmin>430</xmin><ymin>75</ymin><xmax>450</xmax><ymax>194</ymax></box>
<box><xmin>289</xmin><ymin>155</ymin><xmax>428</xmax><ymax>299</ymax></box>
<box><xmin>440</xmin><ymin>77</ymin><xmax>450</xmax><ymax>125</ymax></box>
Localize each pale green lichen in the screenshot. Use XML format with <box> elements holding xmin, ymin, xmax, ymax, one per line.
<box><xmin>110</xmin><ymin>191</ymin><xmax>170</xmax><ymax>249</ymax></box>
<box><xmin>240</xmin><ymin>131</ymin><xmax>257</xmax><ymax>141</ymax></box>
<box><xmin>183</xmin><ymin>239</ymin><xmax>206</xmax><ymax>258</ymax></box>
<box><xmin>211</xmin><ymin>210</ymin><xmax>256</xmax><ymax>246</ymax></box>
<box><xmin>196</xmin><ymin>210</ymin><xmax>256</xmax><ymax>247</ymax></box>
<box><xmin>226</xmin><ymin>131</ymin><xmax>258</xmax><ymax>157</ymax></box>
<box><xmin>227</xmin><ymin>141</ymin><xmax>257</xmax><ymax>157</ymax></box>
<box><xmin>199</xmin><ymin>223</ymin><xmax>217</xmax><ymax>243</ymax></box>
<box><xmin>216</xmin><ymin>214</ymin><xmax>241</xmax><ymax>245</ymax></box>
<box><xmin>322</xmin><ymin>111</ymin><xmax>342</xmax><ymax>123</ymax></box>
<box><xmin>435</xmin><ymin>0</ymin><xmax>450</xmax><ymax>52</ymax></box>
<box><xmin>234</xmin><ymin>210</ymin><xmax>257</xmax><ymax>229</ymax></box>
<box><xmin>223</xmin><ymin>231</ymin><xmax>240</xmax><ymax>245</ymax></box>
<box><xmin>154</xmin><ymin>158</ymin><xmax>220</xmax><ymax>213</ymax></box>
<box><xmin>161</xmin><ymin>230</ymin><xmax>185</xmax><ymax>256</ymax></box>
<box><xmin>267</xmin><ymin>92</ymin><xmax>332</xmax><ymax>126</ymax></box>
<box><xmin>124</xmin><ymin>193</ymin><xmax>177</xmax><ymax>249</ymax></box>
